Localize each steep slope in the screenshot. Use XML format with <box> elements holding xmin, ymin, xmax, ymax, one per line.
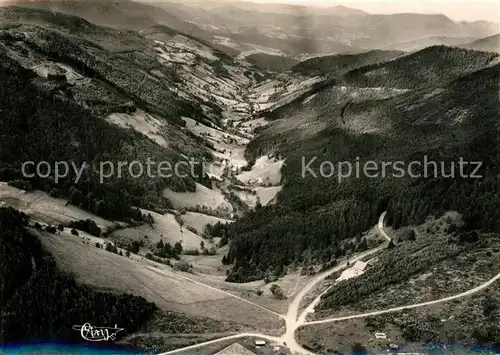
<box><xmin>0</xmin><ymin>207</ymin><xmax>156</xmax><ymax>344</ymax></box>
<box><xmin>0</xmin><ymin>5</ymin><xmax>277</xmax><ymax>228</ymax></box>
<box><xmin>0</xmin><ymin>47</ymin><xmax>187</xmax><ymax>221</ymax></box>
<box><xmin>226</xmin><ymin>56</ymin><xmax>500</xmax><ymax>282</ymax></box>
<box><xmin>144</xmin><ymin>1</ymin><xmax>241</xmax><ymax>33</ymax></box>
<box><xmin>467</xmin><ymin>20</ymin><xmax>500</xmax><ymax>37</ymax></box>
<box><xmin>155</xmin><ymin>3</ymin><xmax>364</xmax><ymax>55</ymax></box>
<box><xmin>0</xmin><ymin>7</ymin><xmax>236</xmax><ymax>222</ymax></box>
<box><xmin>298</xmin><ymin>214</ymin><xmax>500</xmax><ymax>353</ymax></box>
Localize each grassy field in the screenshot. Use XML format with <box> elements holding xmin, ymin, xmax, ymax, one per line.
<box><xmin>111</xmin><ymin>209</ymin><xmax>205</xmax><ymax>251</ymax></box>
<box><xmin>0</xmin><ymin>183</ymin><xmax>116</xmax><ymax>229</ymax></box>
<box><xmin>173</xmin><ymin>266</ymin><xmax>310</xmax><ymax>315</ymax></box>
<box><xmin>236</xmin><ymin>117</ymin><xmax>269</xmax><ymax>136</ymax></box>
<box><xmin>163</xmin><ymin>183</ymin><xmax>234</xmax><ymax>216</ymax></box>
<box><xmin>228</xmin><ymin>185</ymin><xmax>282</xmax><ymax>208</ymax></box>
<box><xmin>297</xmin><ymin>317</ymin><xmax>404</xmax><ymax>354</ymax></box>
<box><xmin>180</xmin><ymin>211</ymin><xmax>233</xmax><ymax>235</ymax></box>
<box><xmin>107</xmin><ymin>110</ymin><xmax>169</xmax><ymax>149</ymax></box>
<box><xmin>297</xmin><ymin>213</ymin><xmax>500</xmax><ymax>352</ymax></box>
<box><xmin>235</xmin><ymin>156</ymin><xmax>284</xmax><ymax>186</ymax></box>
<box><xmin>38</xmin><ymin>229</ymin><xmax>284</xmax><ymax>331</ymax></box>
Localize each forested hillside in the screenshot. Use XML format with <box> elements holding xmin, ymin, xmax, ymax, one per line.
<box><xmin>342</xmin><ymin>46</ymin><xmax>498</xmax><ymax>89</ymax></box>
<box><xmin>226</xmin><ymin>58</ymin><xmax>500</xmax><ymax>282</ymax></box>
<box><xmin>0</xmin><ymin>207</ymin><xmax>156</xmax><ymax>344</ymax></box>
<box><xmin>245</xmin><ymin>53</ymin><xmax>298</xmax><ymax>72</ymax></box>
<box><xmin>0</xmin><ymin>8</ymin><xmax>217</xmax><ymax>222</ymax></box>
<box><xmin>0</xmin><ymin>47</ymin><xmax>201</xmax><ymax>221</ymax></box>
<box><xmin>262</xmin><ymin>46</ymin><xmax>498</xmax><ymax>122</ymax></box>
<box><xmin>291</xmin><ymin>50</ymin><xmax>403</xmax><ymax>77</ymax></box>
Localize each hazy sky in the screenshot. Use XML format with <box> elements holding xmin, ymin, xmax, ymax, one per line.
<box><xmin>252</xmin><ymin>0</ymin><xmax>500</xmax><ymax>22</ymax></box>
<box><xmin>0</xmin><ymin>0</ymin><xmax>497</xmax><ymax>22</ymax></box>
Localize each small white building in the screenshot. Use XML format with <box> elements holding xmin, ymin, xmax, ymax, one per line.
<box><xmin>375</xmin><ymin>332</ymin><xmax>387</xmax><ymax>339</ymax></box>
<box><xmin>389</xmin><ymin>343</ymin><xmax>399</xmax><ymax>350</ymax></box>
<box><xmin>255</xmin><ymin>340</ymin><xmax>266</xmax><ymax>347</ymax></box>
<box><xmin>353</xmin><ymin>260</ymin><xmax>368</xmax><ymax>271</ymax></box>
<box><xmin>336</xmin><ymin>260</ymin><xmax>370</xmax><ymax>282</ymax></box>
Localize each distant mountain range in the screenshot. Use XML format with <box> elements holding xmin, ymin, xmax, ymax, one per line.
<box><xmin>1</xmin><ymin>0</ymin><xmax>209</xmax><ymax>39</ymax></box>
<box><xmin>1</xmin><ymin>2</ymin><xmax>500</xmax><ymax>352</ymax></box>
<box><xmin>2</xmin><ymin>0</ymin><xmax>498</xmax><ymax>56</ymax></box>
<box><xmin>147</xmin><ymin>1</ymin><xmax>499</xmax><ymax>53</ymax></box>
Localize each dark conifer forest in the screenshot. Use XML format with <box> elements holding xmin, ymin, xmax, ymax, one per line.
<box><xmin>0</xmin><ymin>207</ymin><xmax>156</xmax><ymax>344</ymax></box>
<box><xmin>226</xmin><ymin>58</ymin><xmax>500</xmax><ymax>282</ymax></box>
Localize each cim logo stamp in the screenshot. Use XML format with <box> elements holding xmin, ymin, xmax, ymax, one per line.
<box><xmin>72</xmin><ymin>323</ymin><xmax>124</xmax><ymax>342</ymax></box>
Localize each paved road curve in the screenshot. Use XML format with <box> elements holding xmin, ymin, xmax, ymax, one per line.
<box><xmin>158</xmin><ymin>213</ymin><xmax>390</xmax><ymax>355</ymax></box>
<box><xmin>158</xmin><ymin>212</ymin><xmax>500</xmax><ymax>354</ymax></box>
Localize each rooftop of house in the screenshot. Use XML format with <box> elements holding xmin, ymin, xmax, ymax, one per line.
<box><xmin>353</xmin><ymin>260</ymin><xmax>368</xmax><ymax>271</ymax></box>
<box><xmin>214</xmin><ymin>342</ymin><xmax>257</xmax><ymax>355</ymax></box>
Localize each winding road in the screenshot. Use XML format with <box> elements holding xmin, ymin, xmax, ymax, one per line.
<box><xmin>158</xmin><ymin>211</ymin><xmax>500</xmax><ymax>355</ymax></box>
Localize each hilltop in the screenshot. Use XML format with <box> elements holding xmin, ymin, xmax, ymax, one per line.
<box><xmin>5</xmin><ymin>0</ymin><xmax>498</xmax><ymax>57</ymax></box>
<box><xmin>291</xmin><ymin>50</ymin><xmax>404</xmax><ymax>77</ymax></box>
<box><xmin>460</xmin><ymin>33</ymin><xmax>500</xmax><ymax>53</ymax></box>
<box><xmin>342</xmin><ymin>45</ymin><xmax>499</xmax><ymax>89</ymax></box>
<box><xmin>259</xmin><ymin>45</ymin><xmax>498</xmax><ymax>121</ymax></box>
<box><xmin>298</xmin><ymin>213</ymin><xmax>500</xmax><ymax>353</ymax></box>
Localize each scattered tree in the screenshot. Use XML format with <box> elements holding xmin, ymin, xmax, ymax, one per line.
<box><xmin>174</xmin><ymin>241</ymin><xmax>183</xmax><ymax>255</ymax></box>
<box><xmin>270</xmin><ymin>284</ymin><xmax>286</xmax><ymax>300</ymax></box>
